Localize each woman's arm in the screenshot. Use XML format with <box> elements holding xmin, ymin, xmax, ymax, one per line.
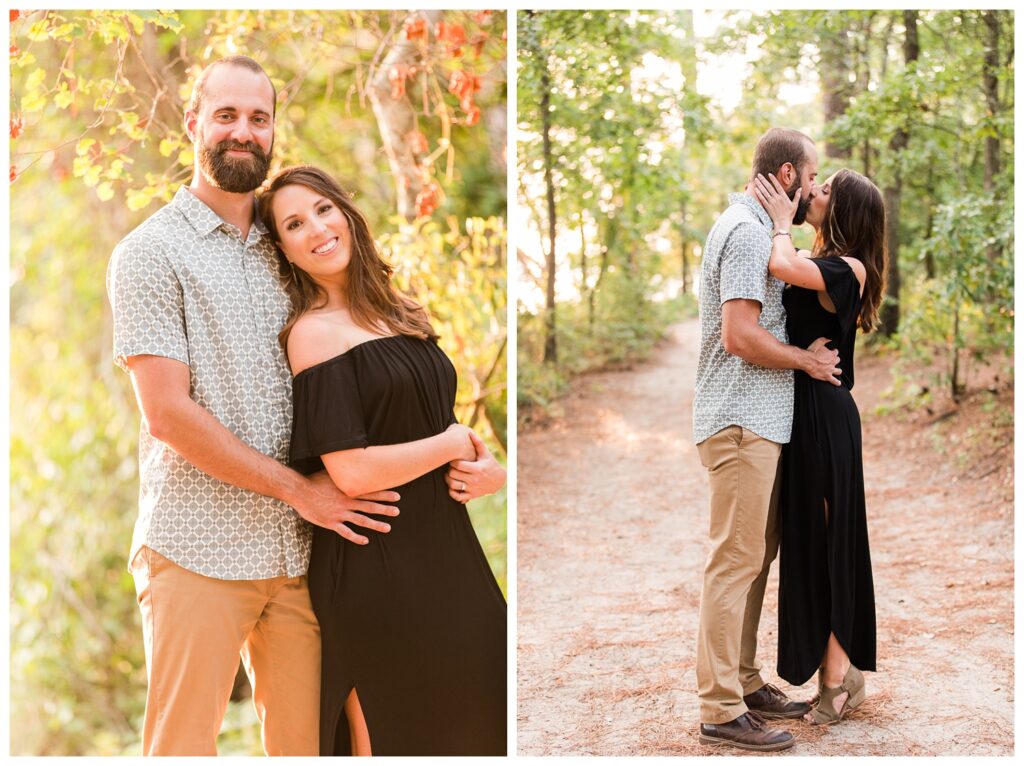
<box><xmin>322</xmin><ymin>423</ymin><xmax>477</xmax><ymax>498</ymax></box>
<box><xmin>752</xmin><ymin>173</ymin><xmax>828</xmax><ymax>291</ymax></box>
<box><xmin>753</xmin><ymin>173</ymin><xmax>867</xmax><ymax>295</ymax></box>
<box><xmin>286</xmin><ymin>313</ymin><xmax>477</xmax><ymax>497</ymax></box>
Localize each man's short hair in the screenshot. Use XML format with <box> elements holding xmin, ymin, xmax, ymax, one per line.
<box><xmin>189</xmin><ymin>55</ymin><xmax>277</xmax><ymax>118</ymax></box>
<box><xmin>751</xmin><ymin>127</ymin><xmax>814</xmax><ymax>181</ymax></box>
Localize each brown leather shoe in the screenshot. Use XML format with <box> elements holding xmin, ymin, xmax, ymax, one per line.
<box><xmin>743</xmin><ymin>682</ymin><xmax>811</xmax><ymax>719</ymax></box>
<box><xmin>698</xmin><ymin>711</ymin><xmax>795</xmax><ymax>752</ymax></box>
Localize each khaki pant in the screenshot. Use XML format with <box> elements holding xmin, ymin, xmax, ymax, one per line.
<box><xmin>695</xmin><ymin>426</ymin><xmax>782</xmax><ymax>724</ymax></box>
<box><xmin>130</xmin><ymin>546</ymin><xmax>321</xmax><ymax>755</ymax></box>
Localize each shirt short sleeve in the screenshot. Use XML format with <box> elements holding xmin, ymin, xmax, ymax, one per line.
<box><xmin>720</xmin><ymin>222</ymin><xmax>771</xmax><ymax>306</ymax></box>
<box><xmin>107</xmin><ymin>235</ymin><xmax>189</xmax><ymax>373</ymax></box>
<box><xmin>289</xmin><ymin>354</ymin><xmax>370</xmax><ymax>475</ymax></box>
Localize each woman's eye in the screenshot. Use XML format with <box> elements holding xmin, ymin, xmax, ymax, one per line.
<box><xmin>318</xmin><ymin>204</ymin><xmax>333</xmax><ymax>214</ymax></box>
<box><xmin>286</xmin><ymin>220</ymin><xmax>300</xmax><ymax>231</ymax></box>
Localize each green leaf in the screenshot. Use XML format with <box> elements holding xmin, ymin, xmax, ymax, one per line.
<box><xmin>25</xmin><ymin>68</ymin><xmax>47</xmax><ymax>91</ymax></box>
<box><xmin>54</xmin><ymin>84</ymin><xmax>74</xmax><ymax>110</ymax></box>
<box><xmin>126</xmin><ymin>188</ymin><xmax>154</xmax><ymax>211</ymax></box>
<box><xmin>21</xmin><ymin>92</ymin><xmax>47</xmax><ymax>113</ymax></box>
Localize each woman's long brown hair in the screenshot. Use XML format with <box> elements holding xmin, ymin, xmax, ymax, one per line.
<box><xmin>813</xmin><ymin>168</ymin><xmax>888</xmax><ymax>332</ymax></box>
<box><xmin>256</xmin><ymin>165</ymin><xmax>437</xmax><ymax>349</ymax></box>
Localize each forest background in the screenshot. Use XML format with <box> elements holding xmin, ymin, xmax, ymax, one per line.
<box><xmin>518</xmin><ymin>9</ymin><xmax>1013</xmax><ymax>416</ymax></box>
<box><xmin>9</xmin><ymin>9</ymin><xmax>507</xmax><ymax>756</ymax></box>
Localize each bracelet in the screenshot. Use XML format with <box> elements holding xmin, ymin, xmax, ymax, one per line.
<box><xmin>773</xmin><ymin>230</ymin><xmax>791</xmax><ymax>239</ymax></box>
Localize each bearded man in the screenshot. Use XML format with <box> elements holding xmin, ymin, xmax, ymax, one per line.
<box><xmin>691</xmin><ymin>127</ymin><xmax>842</xmax><ymax>751</ymax></box>
<box><xmin>106</xmin><ymin>56</ymin><xmax>399</xmax><ymax>755</ymax></box>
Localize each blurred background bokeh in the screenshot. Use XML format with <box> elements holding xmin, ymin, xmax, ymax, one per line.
<box><xmin>9</xmin><ymin>9</ymin><xmax>506</xmax><ymax>755</ymax></box>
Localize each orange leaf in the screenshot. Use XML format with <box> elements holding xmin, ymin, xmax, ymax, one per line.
<box><xmin>405</xmin><ymin>17</ymin><xmax>427</xmax><ymax>40</ymax></box>
<box><xmin>445</xmin><ymin>24</ymin><xmax>466</xmax><ymax>47</ymax></box>
<box><xmin>10</xmin><ymin>10</ymin><xmax>20</xmax><ymax>22</ymax></box>
<box><xmin>464</xmin><ymin>106</ymin><xmax>481</xmax><ymax>127</ymax></box>
<box><xmin>10</xmin><ymin>165</ymin><xmax>18</xmax><ymax>182</ymax></box>
<box><xmin>10</xmin><ymin>114</ymin><xmax>23</xmax><ymax>140</ymax></box>
<box><xmin>415</xmin><ymin>181</ymin><xmax>441</xmax><ymax>217</ymax></box>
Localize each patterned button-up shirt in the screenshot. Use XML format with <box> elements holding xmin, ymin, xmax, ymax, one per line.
<box><xmin>107</xmin><ymin>186</ymin><xmax>311</xmax><ymax>580</ymax></box>
<box><xmin>693</xmin><ymin>193</ymin><xmax>794</xmax><ymax>445</ymax></box>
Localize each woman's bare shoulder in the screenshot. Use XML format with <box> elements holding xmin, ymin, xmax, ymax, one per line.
<box><xmin>840</xmin><ymin>256</ymin><xmax>867</xmax><ymax>293</ymax></box>
<box><xmin>287</xmin><ymin>312</ymin><xmax>352</xmax><ymax>375</ymax></box>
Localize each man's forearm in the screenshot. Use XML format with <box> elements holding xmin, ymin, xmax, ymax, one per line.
<box><xmin>146</xmin><ymin>397</ymin><xmax>305</xmax><ymax>507</ymax></box>
<box><xmin>730</xmin><ymin>322</ymin><xmax>809</xmax><ymax>372</ymax></box>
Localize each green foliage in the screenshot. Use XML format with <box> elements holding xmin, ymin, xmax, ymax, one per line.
<box><xmin>899</xmin><ymin>193</ymin><xmax>1013</xmax><ymax>394</ymax></box>
<box><xmin>518</xmin><ymin>11</ymin><xmax>714</xmax><ymax>407</ymax></box>
<box><xmin>706</xmin><ymin>9</ymin><xmax>1013</xmax><ymax>400</ymax></box>
<box><xmin>10</xmin><ymin>9</ymin><xmax>506</xmax><ymax>756</ymax></box>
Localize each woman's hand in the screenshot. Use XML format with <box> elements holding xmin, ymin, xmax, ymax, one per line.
<box><xmin>446</xmin><ymin>431</ymin><xmax>506</xmax><ymax>504</ymax></box>
<box><xmin>444</xmin><ymin>423</ymin><xmax>477</xmax><ymax>462</ymax></box>
<box><xmin>753</xmin><ymin>172</ymin><xmax>799</xmax><ymax>232</ymax></box>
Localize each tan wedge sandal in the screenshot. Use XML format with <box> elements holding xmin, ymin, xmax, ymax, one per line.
<box><xmin>807</xmin><ymin>665</ymin><xmax>865</xmax><ymax>725</ymax></box>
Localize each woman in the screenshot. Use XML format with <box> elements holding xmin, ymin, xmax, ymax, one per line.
<box><xmin>256</xmin><ymin>165</ymin><xmax>507</xmax><ymax>755</ymax></box>
<box><xmin>752</xmin><ymin>169</ymin><xmax>885</xmax><ymax>725</ymax></box>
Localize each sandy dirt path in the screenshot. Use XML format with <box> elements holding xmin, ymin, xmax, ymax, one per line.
<box><xmin>516</xmin><ymin>319</ymin><xmax>1013</xmax><ymax>756</ymax></box>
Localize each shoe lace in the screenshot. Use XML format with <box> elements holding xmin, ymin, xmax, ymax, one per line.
<box><xmin>745</xmin><ymin>711</ymin><xmax>768</xmax><ymax>729</ymax></box>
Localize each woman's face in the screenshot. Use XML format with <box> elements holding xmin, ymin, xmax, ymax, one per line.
<box><xmin>272</xmin><ymin>183</ymin><xmax>352</xmax><ymax>284</ymax></box>
<box><xmin>804</xmin><ymin>171</ymin><xmax>838</xmax><ymax>230</ymax></box>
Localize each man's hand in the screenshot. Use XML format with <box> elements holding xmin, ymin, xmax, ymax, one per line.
<box><xmin>292</xmin><ymin>471</ymin><xmax>400</xmax><ymax>545</ymax></box>
<box><xmin>446</xmin><ymin>431</ymin><xmax>506</xmax><ymax>504</ymax></box>
<box><xmin>804</xmin><ymin>337</ymin><xmax>842</xmax><ymax>386</ymax></box>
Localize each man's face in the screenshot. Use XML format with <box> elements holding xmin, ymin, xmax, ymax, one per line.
<box><xmin>188</xmin><ymin>65</ymin><xmax>275</xmax><ymax>193</ymax></box>
<box><xmin>782</xmin><ymin>143</ymin><xmax>818</xmax><ymax>226</ymax></box>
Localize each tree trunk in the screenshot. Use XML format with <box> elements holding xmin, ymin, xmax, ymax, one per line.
<box><xmin>679</xmin><ymin>9</ymin><xmax>696</xmax><ymax>295</ymax></box>
<box><xmin>680</xmin><ymin>199</ymin><xmax>691</xmax><ymax>295</ymax></box>
<box><xmin>536</xmin><ymin>20</ymin><xmax>558</xmax><ymax>364</ymax></box>
<box><xmin>820</xmin><ymin>21</ymin><xmax>852</xmax><ymax>160</ymax></box>
<box><xmin>368</xmin><ymin>10</ymin><xmax>443</xmax><ymax>221</ymax></box>
<box><xmin>878</xmin><ymin>10</ymin><xmax>918</xmax><ymax>337</ymax></box>
<box><xmin>981</xmin><ymin>11</ymin><xmax>1001</xmax><ymax>193</ymax></box>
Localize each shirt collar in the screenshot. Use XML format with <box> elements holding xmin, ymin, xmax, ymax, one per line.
<box><xmin>728</xmin><ymin>192</ymin><xmax>773</xmax><ymax>230</ymax></box>
<box><xmin>172</xmin><ymin>186</ymin><xmax>268</xmax><ymax>243</ymax></box>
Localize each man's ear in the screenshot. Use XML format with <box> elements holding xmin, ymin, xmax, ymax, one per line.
<box><xmin>778</xmin><ymin>162</ymin><xmax>796</xmax><ymax>186</ymax></box>
<box><xmin>184</xmin><ymin>109</ymin><xmax>197</xmax><ymax>142</ymax></box>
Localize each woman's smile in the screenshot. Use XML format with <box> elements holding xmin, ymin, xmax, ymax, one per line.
<box><xmin>312</xmin><ymin>236</ymin><xmax>339</xmax><ymax>256</ymax></box>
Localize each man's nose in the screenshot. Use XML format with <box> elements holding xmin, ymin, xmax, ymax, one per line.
<box><xmin>230</xmin><ymin>118</ymin><xmax>255</xmax><ymax>144</ymax></box>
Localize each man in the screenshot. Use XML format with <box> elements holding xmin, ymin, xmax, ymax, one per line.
<box><xmin>691</xmin><ymin>127</ymin><xmax>841</xmax><ymax>751</ymax></box>
<box><xmin>106</xmin><ymin>56</ymin><xmax>403</xmax><ymax>755</ymax></box>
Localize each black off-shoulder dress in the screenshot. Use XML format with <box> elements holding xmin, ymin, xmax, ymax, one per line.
<box><xmin>289</xmin><ymin>334</ymin><xmax>507</xmax><ymax>756</ymax></box>
<box><xmin>777</xmin><ymin>257</ymin><xmax>877</xmax><ymax>686</ymax></box>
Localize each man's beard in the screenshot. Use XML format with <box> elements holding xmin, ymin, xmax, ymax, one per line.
<box><xmin>787</xmin><ymin>178</ymin><xmax>811</xmax><ymax>225</ymax></box>
<box><xmin>197</xmin><ymin>136</ymin><xmax>272</xmax><ymax>193</ymax></box>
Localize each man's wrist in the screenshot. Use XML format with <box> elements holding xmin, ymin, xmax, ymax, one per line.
<box><xmin>275</xmin><ymin>467</ymin><xmax>309</xmax><ymax>509</ymax></box>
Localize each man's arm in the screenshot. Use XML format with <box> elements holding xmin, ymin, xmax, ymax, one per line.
<box><xmin>721</xmin><ymin>299</ymin><xmax>842</xmax><ymax>385</ymax></box>
<box><xmin>127</xmin><ymin>354</ymin><xmax>399</xmax><ymax>545</ymax></box>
